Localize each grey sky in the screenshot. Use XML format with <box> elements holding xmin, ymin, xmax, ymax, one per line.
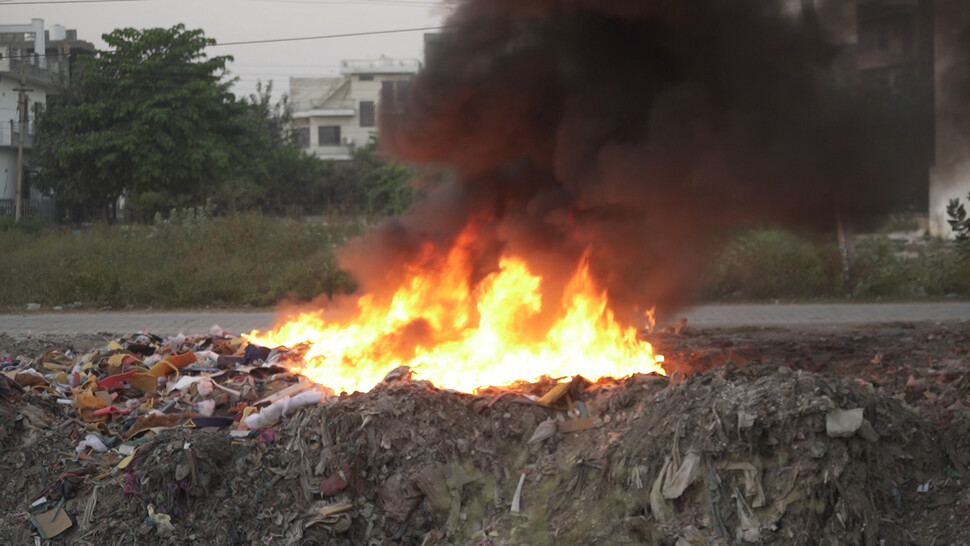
<box><xmin>1</xmin><ymin>0</ymin><xmax>450</xmax><ymax>98</ymax></box>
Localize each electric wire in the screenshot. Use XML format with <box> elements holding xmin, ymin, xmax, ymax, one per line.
<box><xmin>212</xmin><ymin>26</ymin><xmax>444</xmax><ymax>47</ymax></box>
<box><xmin>0</xmin><ymin>24</ymin><xmax>446</xmax><ymax>59</ymax></box>
<box><xmin>0</xmin><ymin>0</ymin><xmax>154</xmax><ymax>5</ymax></box>
<box><xmin>252</xmin><ymin>0</ymin><xmax>447</xmax><ymax>7</ymax></box>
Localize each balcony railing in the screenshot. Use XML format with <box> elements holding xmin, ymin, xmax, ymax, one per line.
<box><xmin>307</xmin><ymin>144</ymin><xmax>354</xmax><ymax>161</ymax></box>
<box><xmin>3</xmin><ymin>58</ymin><xmax>68</xmax><ymax>87</ymax></box>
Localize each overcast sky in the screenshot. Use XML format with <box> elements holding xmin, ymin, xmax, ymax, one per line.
<box><xmin>1</xmin><ymin>0</ymin><xmax>450</xmax><ymax>99</ymax></box>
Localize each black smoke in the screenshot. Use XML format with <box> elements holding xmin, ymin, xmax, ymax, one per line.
<box><xmin>341</xmin><ymin>0</ymin><xmax>931</xmax><ymax>322</ymax></box>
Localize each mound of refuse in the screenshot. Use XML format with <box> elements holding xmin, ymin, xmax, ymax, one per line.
<box><xmin>2</xmin><ymin>324</ymin><xmax>967</xmax><ymax>544</ymax></box>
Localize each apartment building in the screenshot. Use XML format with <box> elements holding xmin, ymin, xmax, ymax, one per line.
<box><xmin>814</xmin><ymin>0</ymin><xmax>969</xmax><ymax>236</ymax></box>
<box><xmin>0</xmin><ymin>19</ymin><xmax>93</xmax><ymax>217</ymax></box>
<box><xmin>929</xmin><ymin>0</ymin><xmax>970</xmax><ymax>236</ymax></box>
<box><xmin>289</xmin><ymin>56</ymin><xmax>420</xmax><ymax>160</ymax></box>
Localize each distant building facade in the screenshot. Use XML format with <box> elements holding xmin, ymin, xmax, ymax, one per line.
<box><xmin>813</xmin><ymin>0</ymin><xmax>970</xmax><ymax>234</ymax></box>
<box><xmin>289</xmin><ymin>57</ymin><xmax>421</xmax><ymax>160</ymax></box>
<box><xmin>856</xmin><ymin>0</ymin><xmax>936</xmax><ymax>215</ymax></box>
<box><xmin>0</xmin><ymin>19</ymin><xmax>93</xmax><ymax>217</ymax></box>
<box><xmin>929</xmin><ymin>0</ymin><xmax>970</xmax><ymax>237</ymax></box>
<box><xmin>845</xmin><ymin>0</ymin><xmax>970</xmax><ymax>238</ymax></box>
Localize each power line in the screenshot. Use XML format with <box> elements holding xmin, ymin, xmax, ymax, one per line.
<box><xmin>0</xmin><ymin>0</ymin><xmax>154</xmax><ymax>4</ymax></box>
<box><xmin>252</xmin><ymin>0</ymin><xmax>447</xmax><ymax>7</ymax></box>
<box><xmin>0</xmin><ymin>25</ymin><xmax>446</xmax><ymax>57</ymax></box>
<box><xmin>212</xmin><ymin>26</ymin><xmax>445</xmax><ymax>47</ymax></box>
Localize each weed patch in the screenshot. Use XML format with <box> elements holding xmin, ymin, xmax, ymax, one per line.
<box><xmin>699</xmin><ymin>229</ymin><xmax>842</xmax><ymax>301</ymax></box>
<box><xmin>3</xmin><ymin>219</ymin><xmax>967</xmax><ymax>310</ymax></box>
<box><xmin>700</xmin><ymin>226</ymin><xmax>970</xmax><ymax>302</ymax></box>
<box><xmin>0</xmin><ymin>213</ymin><xmax>361</xmax><ymax>309</ymax></box>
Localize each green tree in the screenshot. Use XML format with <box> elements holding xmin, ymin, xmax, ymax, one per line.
<box><xmin>356</xmin><ymin>141</ymin><xmax>416</xmax><ymax>216</ymax></box>
<box><xmin>317</xmin><ymin>140</ymin><xmax>416</xmax><ymax>216</ymax></box>
<box><xmin>216</xmin><ymin>81</ymin><xmax>327</xmax><ymax>214</ymax></box>
<box><xmin>33</xmin><ymin>25</ymin><xmax>246</xmax><ymax>220</ymax></box>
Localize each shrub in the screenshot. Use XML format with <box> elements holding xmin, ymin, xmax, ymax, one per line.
<box><xmin>0</xmin><ymin>216</ymin><xmax>48</xmax><ymax>235</ymax></box>
<box><xmin>699</xmin><ymin>228</ymin><xmax>842</xmax><ymax>301</ymax></box>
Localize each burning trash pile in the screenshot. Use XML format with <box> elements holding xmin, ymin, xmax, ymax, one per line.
<box><xmin>2</xmin><ymin>322</ymin><xmax>970</xmax><ymax>544</ymax></box>
<box><xmin>3</xmin><ymin>0</ymin><xmax>969</xmax><ymax>541</ymax></box>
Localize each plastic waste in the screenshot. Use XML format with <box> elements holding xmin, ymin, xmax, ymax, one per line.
<box><xmin>75</xmin><ymin>433</ymin><xmax>109</xmax><ymax>454</ymax></box>
<box><xmin>148</xmin><ymin>352</ymin><xmax>198</xmax><ymax>378</ymax></box>
<box><xmin>243</xmin><ymin>390</ymin><xmax>324</xmax><ymax>429</ymax></box>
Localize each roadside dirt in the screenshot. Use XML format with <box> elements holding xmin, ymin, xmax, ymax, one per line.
<box><xmin>1</xmin><ymin>321</ymin><xmax>968</xmax><ymax>545</ymax></box>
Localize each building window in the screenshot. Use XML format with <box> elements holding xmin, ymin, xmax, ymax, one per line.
<box><xmin>318</xmin><ymin>125</ymin><xmax>341</xmax><ymax>146</ymax></box>
<box><xmin>359</xmin><ymin>74</ymin><xmax>374</xmax><ymax>81</ymax></box>
<box><xmin>293</xmin><ymin>127</ymin><xmax>310</xmax><ymax>149</ymax></box>
<box><xmin>380</xmin><ymin>80</ymin><xmax>411</xmax><ymax>115</ymax></box>
<box><xmin>381</xmin><ymin>80</ymin><xmax>411</xmax><ymax>99</ymax></box>
<box><xmin>359</xmin><ymin>101</ymin><xmax>376</xmax><ymax>128</ymax></box>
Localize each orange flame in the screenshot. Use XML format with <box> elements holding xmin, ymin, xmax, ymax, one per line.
<box><xmin>247</xmin><ymin>230</ymin><xmax>664</xmax><ymax>394</ymax></box>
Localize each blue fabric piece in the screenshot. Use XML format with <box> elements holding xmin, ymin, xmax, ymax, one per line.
<box><xmin>243</xmin><ymin>344</ymin><xmax>272</xmax><ymax>365</ymax></box>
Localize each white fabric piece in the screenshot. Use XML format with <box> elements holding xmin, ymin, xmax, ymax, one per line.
<box><xmin>76</xmin><ymin>433</ymin><xmax>108</xmax><ymax>454</ymax></box>
<box><xmin>826</xmin><ymin>408</ymin><xmax>865</xmax><ymax>438</ymax></box>
<box><xmin>243</xmin><ymin>391</ymin><xmax>324</xmax><ymax>429</ymax></box>
<box><xmin>197</xmin><ymin>377</ymin><xmax>214</xmax><ymax>396</ymax></box>
<box><xmin>662</xmin><ymin>452</ymin><xmax>702</xmax><ymax>499</ymax></box>
<box><xmin>196</xmin><ymin>399</ymin><xmax>216</xmax><ymax>417</ymax></box>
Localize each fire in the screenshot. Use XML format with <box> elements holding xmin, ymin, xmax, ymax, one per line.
<box><xmin>247</xmin><ymin>230</ymin><xmax>664</xmax><ymax>394</ymax></box>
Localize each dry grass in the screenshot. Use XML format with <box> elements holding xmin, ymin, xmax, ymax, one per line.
<box><xmin>0</xmin><ymin>212</ymin><xmax>363</xmax><ymax>309</ymax></box>
<box><xmin>2</xmin><ymin>216</ymin><xmax>968</xmax><ymax>311</ymax></box>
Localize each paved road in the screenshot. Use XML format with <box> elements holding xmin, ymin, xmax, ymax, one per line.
<box><xmin>1</xmin><ymin>302</ymin><xmax>969</xmax><ymax>337</ymax></box>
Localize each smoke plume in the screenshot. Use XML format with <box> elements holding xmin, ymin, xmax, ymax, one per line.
<box><xmin>342</xmin><ymin>0</ymin><xmax>928</xmax><ymax>322</ymax></box>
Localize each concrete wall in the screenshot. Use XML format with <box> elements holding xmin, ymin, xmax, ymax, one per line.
<box><xmin>929</xmin><ymin>0</ymin><xmax>970</xmax><ymax>237</ymax></box>
<box><xmin>0</xmin><ymin>149</ymin><xmax>18</xmax><ymax>201</ymax></box>
<box><xmin>0</xmin><ymin>68</ymin><xmax>46</xmax><ymax>200</ymax></box>
<box><xmin>340</xmin><ymin>73</ymin><xmax>412</xmax><ymax>148</ymax></box>
<box><xmin>289</xmin><ymin>77</ymin><xmax>344</xmax><ymax>111</ymax></box>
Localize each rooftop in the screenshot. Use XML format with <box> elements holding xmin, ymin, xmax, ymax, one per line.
<box><xmin>340</xmin><ymin>56</ymin><xmax>421</xmax><ymax>75</ymax></box>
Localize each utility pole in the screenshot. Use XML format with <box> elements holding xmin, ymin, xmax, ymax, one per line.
<box><xmin>13</xmin><ymin>52</ymin><xmax>31</xmax><ymax>222</ymax></box>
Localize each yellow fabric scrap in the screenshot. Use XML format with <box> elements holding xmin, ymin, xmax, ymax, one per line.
<box><xmin>107</xmin><ymin>353</ymin><xmax>131</xmax><ymax>368</ymax></box>
<box><xmin>117</xmin><ymin>450</ymin><xmax>136</xmax><ymax>470</ymax></box>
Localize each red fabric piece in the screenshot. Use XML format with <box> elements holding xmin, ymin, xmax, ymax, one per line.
<box><xmin>97</xmin><ymin>370</ymin><xmax>137</xmax><ymax>391</ymax></box>
<box><xmin>92</xmin><ymin>405</ymin><xmax>133</xmax><ymax>416</ymax></box>
<box><xmin>319</xmin><ymin>463</ymin><xmax>353</xmax><ymax>496</ymax></box>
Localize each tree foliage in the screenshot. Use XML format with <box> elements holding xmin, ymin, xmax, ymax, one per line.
<box><xmin>34</xmin><ymin>25</ymin><xmax>246</xmax><ymax>219</ymax></box>
<box><xmin>32</xmin><ymin>25</ymin><xmax>419</xmax><ymax>221</ymax></box>
<box><xmin>209</xmin><ymin>81</ymin><xmax>329</xmax><ymax>214</ymax></box>
<box><xmin>947</xmin><ymin>193</ymin><xmax>970</xmax><ymax>243</ymax></box>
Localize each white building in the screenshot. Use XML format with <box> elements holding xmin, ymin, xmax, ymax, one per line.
<box><xmin>928</xmin><ymin>0</ymin><xmax>970</xmax><ymax>237</ymax></box>
<box><xmin>289</xmin><ymin>56</ymin><xmax>421</xmax><ymax>160</ymax></box>
<box><xmin>0</xmin><ymin>19</ymin><xmax>93</xmax><ymax>216</ymax></box>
